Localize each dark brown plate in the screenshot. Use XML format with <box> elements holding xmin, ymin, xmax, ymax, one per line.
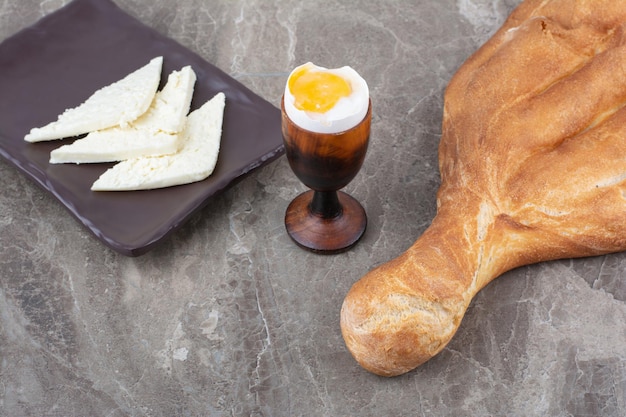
<box><xmin>0</xmin><ymin>0</ymin><xmax>284</xmax><ymax>256</ymax></box>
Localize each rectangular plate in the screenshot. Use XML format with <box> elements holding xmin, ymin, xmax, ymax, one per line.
<box><xmin>0</xmin><ymin>0</ymin><xmax>284</xmax><ymax>256</ymax></box>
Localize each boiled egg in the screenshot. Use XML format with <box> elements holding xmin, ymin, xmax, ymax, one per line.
<box><xmin>284</xmin><ymin>62</ymin><xmax>369</xmax><ymax>134</ymax></box>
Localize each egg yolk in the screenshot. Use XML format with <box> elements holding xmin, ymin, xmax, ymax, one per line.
<box><xmin>288</xmin><ymin>67</ymin><xmax>352</xmax><ymax>113</ymax></box>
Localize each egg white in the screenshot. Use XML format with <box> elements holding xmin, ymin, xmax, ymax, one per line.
<box><xmin>284</xmin><ymin>62</ymin><xmax>369</xmax><ymax>134</ymax></box>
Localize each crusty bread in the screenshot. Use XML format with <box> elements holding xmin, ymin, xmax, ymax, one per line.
<box><xmin>340</xmin><ymin>0</ymin><xmax>626</xmax><ymax>377</ymax></box>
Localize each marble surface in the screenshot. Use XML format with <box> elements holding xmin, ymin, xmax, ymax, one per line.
<box><xmin>1</xmin><ymin>0</ymin><xmax>625</xmax><ymax>416</ymax></box>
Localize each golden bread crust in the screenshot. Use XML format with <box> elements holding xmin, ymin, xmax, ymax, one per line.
<box><xmin>341</xmin><ymin>0</ymin><xmax>626</xmax><ymax>376</ymax></box>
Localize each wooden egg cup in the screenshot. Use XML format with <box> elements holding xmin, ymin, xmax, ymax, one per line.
<box><xmin>281</xmin><ymin>97</ymin><xmax>371</xmax><ymax>254</ymax></box>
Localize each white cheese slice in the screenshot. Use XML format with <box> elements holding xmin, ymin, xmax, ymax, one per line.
<box><xmin>91</xmin><ymin>92</ymin><xmax>225</xmax><ymax>191</ymax></box>
<box><xmin>25</xmin><ymin>56</ymin><xmax>163</xmax><ymax>142</ymax></box>
<box><xmin>49</xmin><ymin>65</ymin><xmax>196</xmax><ymax>164</ymax></box>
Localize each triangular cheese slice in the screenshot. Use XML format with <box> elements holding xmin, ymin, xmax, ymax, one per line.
<box><xmin>49</xmin><ymin>65</ymin><xmax>196</xmax><ymax>164</ymax></box>
<box><xmin>25</xmin><ymin>56</ymin><xmax>163</xmax><ymax>142</ymax></box>
<box><xmin>91</xmin><ymin>92</ymin><xmax>225</xmax><ymax>191</ymax></box>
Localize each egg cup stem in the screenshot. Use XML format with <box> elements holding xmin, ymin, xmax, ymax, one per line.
<box><xmin>281</xmin><ymin>97</ymin><xmax>371</xmax><ymax>254</ymax></box>
<box><xmin>310</xmin><ymin>190</ymin><xmax>342</xmax><ymax>218</ymax></box>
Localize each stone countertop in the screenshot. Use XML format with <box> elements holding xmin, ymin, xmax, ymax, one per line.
<box><xmin>1</xmin><ymin>0</ymin><xmax>625</xmax><ymax>416</ymax></box>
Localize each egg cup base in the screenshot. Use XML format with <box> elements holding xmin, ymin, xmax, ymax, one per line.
<box><xmin>284</xmin><ymin>190</ymin><xmax>367</xmax><ymax>254</ymax></box>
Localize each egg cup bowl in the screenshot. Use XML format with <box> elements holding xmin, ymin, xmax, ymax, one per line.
<box><xmin>281</xmin><ymin>96</ymin><xmax>371</xmax><ymax>254</ymax></box>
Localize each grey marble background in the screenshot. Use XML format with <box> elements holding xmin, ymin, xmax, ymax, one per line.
<box><xmin>1</xmin><ymin>0</ymin><xmax>625</xmax><ymax>416</ymax></box>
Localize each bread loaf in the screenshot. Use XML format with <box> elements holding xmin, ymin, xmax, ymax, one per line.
<box><xmin>340</xmin><ymin>0</ymin><xmax>626</xmax><ymax>377</ymax></box>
